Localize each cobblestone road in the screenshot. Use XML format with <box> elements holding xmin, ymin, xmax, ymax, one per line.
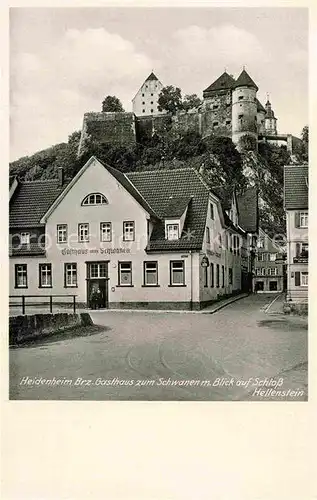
<box><xmin>9</xmin><ymin>294</ymin><xmax>308</xmax><ymax>401</ymax></box>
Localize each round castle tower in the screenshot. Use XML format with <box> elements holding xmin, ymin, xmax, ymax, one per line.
<box><xmin>232</xmin><ymin>69</ymin><xmax>258</xmax><ymax>151</ymax></box>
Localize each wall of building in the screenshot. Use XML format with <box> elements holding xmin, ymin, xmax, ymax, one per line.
<box><xmin>286</xmin><ymin>210</ymin><xmax>308</xmax><ymax>303</ymax></box>
<box><xmin>132</xmin><ymin>78</ymin><xmax>165</xmax><ymax>117</ymax></box>
<box><xmin>201</xmin><ymin>91</ymin><xmax>232</xmax><ymax>139</ymax></box>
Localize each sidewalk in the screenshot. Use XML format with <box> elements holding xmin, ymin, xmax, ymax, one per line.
<box><xmin>200</xmin><ymin>293</ymin><xmax>249</xmax><ymax>314</ymax></box>
<box><xmin>263</xmin><ymin>292</ymin><xmax>286</xmax><ymax>315</ymax></box>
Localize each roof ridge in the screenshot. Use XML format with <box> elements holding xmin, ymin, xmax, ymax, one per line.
<box><xmin>21</xmin><ymin>179</ymin><xmax>60</xmax><ymax>184</ymax></box>
<box><xmin>127</xmin><ymin>167</ymin><xmax>198</xmax><ymax>175</ymax></box>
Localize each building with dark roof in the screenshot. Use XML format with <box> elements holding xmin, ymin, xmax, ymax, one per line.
<box><xmin>132</xmin><ymin>71</ymin><xmax>166</xmax><ymax>117</ymax></box>
<box><xmin>253</xmin><ymin>228</ymin><xmax>285</xmax><ymax>293</ymax></box>
<box><xmin>9</xmin><ymin>157</ymin><xmax>258</xmax><ymax>311</ymax></box>
<box><xmin>284</xmin><ymin>165</ymin><xmax>308</xmax><ymax>308</ymax></box>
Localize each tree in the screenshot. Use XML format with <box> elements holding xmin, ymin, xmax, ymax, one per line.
<box><xmin>182</xmin><ymin>94</ymin><xmax>202</xmax><ymax>112</ymax></box>
<box><xmin>157</xmin><ymin>86</ymin><xmax>183</xmax><ymax>115</ymax></box>
<box><xmin>301</xmin><ymin>125</ymin><xmax>308</xmax><ymax>144</ymax></box>
<box><xmin>102</xmin><ymin>95</ymin><xmax>124</xmax><ymax>112</ymax></box>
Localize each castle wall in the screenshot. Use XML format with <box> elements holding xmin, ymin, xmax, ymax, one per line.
<box><xmin>201</xmin><ymin>90</ymin><xmax>232</xmax><ymax>138</ymax></box>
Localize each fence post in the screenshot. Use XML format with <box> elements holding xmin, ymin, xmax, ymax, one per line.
<box><xmin>73</xmin><ymin>296</ymin><xmax>76</xmax><ymax>314</ymax></box>
<box><xmin>49</xmin><ymin>295</ymin><xmax>53</xmax><ymax>314</ymax></box>
<box><xmin>22</xmin><ymin>295</ymin><xmax>25</xmax><ymax>315</ymax></box>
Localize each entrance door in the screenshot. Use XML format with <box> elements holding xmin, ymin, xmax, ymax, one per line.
<box><xmin>255</xmin><ymin>281</ymin><xmax>264</xmax><ymax>292</ymax></box>
<box><xmin>269</xmin><ymin>281</ymin><xmax>278</xmax><ymax>291</ymax></box>
<box><xmin>86</xmin><ymin>262</ymin><xmax>109</xmax><ymax>309</ymax></box>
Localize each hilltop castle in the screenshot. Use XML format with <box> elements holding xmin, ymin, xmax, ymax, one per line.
<box><xmin>78</xmin><ymin>68</ymin><xmax>294</xmax><ymax>156</ymax></box>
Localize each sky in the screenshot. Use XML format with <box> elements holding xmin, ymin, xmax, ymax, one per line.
<box><xmin>10</xmin><ymin>7</ymin><xmax>308</xmax><ymax>161</ymax></box>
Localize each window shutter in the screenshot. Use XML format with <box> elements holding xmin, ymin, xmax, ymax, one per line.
<box><xmin>294</xmin><ymin>272</ymin><xmax>300</xmax><ymax>286</ymax></box>
<box><xmin>294</xmin><ymin>212</ymin><xmax>300</xmax><ymax>228</ymax></box>
<box><xmin>295</xmin><ymin>243</ymin><xmax>301</xmax><ymax>257</ymax></box>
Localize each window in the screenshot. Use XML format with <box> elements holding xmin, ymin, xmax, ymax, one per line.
<box><xmin>267</xmin><ymin>268</ymin><xmax>277</xmax><ymax>276</ymax></box>
<box><xmin>257</xmin><ymin>239</ymin><xmax>264</xmax><ymax>248</ymax></box>
<box><xmin>144</xmin><ymin>261</ymin><xmax>158</xmax><ymax>286</ymax></box>
<box><xmin>78</xmin><ymin>223</ymin><xmax>89</xmax><ymax>242</ymax></box>
<box><xmin>142</xmin><ymin>109</ymin><xmax>145</xmax><ymax>113</ymax></box>
<box><xmin>299</xmin><ymin>212</ymin><xmax>308</xmax><ymax>228</ymax></box>
<box><xmin>151</xmin><ymin>93</ymin><xmax>153</xmax><ymax>96</ymax></box>
<box><xmin>123</xmin><ymin>221</ymin><xmax>135</xmax><ymax>241</ymax></box>
<box><xmin>20</xmin><ymin>233</ymin><xmax>30</xmax><ymax>245</ymax></box>
<box><xmin>118</xmin><ymin>261</ymin><xmax>132</xmax><ymax>286</ymax></box>
<box><xmin>39</xmin><ymin>264</ymin><xmax>52</xmax><ymax>288</ymax></box>
<box><xmin>269</xmin><ymin>281</ymin><xmax>278</xmax><ymax>291</ymax></box>
<box><xmin>64</xmin><ymin>263</ymin><xmax>77</xmax><ymax>287</ymax></box>
<box><xmin>151</xmin><ymin>109</ymin><xmax>154</xmax><ymax>113</ymax></box>
<box><xmin>216</xmin><ymin>264</ymin><xmax>220</xmax><ymax>288</ymax></box>
<box><xmin>212</xmin><ymin>105</ymin><xmax>219</xmax><ymax>110</ymax></box>
<box><xmin>90</xmin><ymin>263</ymin><xmax>107</xmax><ymax>278</ymax></box>
<box><xmin>213</xmin><ymin>121</ymin><xmax>219</xmax><ymax>127</ymax></box>
<box><xmin>82</xmin><ymin>193</ymin><xmax>108</xmax><ymax>206</ymax></box>
<box><xmin>238</xmin><ymin>114</ymin><xmax>243</xmax><ymax>120</ymax></box>
<box><xmin>203</xmin><ymin>266</ymin><xmax>208</xmax><ymax>287</ymax></box>
<box><xmin>222</xmin><ymin>265</ymin><xmax>225</xmax><ymax>287</ymax></box>
<box><xmin>229</xmin><ymin>268</ymin><xmax>233</xmax><ymax>285</ymax></box>
<box><xmin>301</xmin><ymin>272</ymin><xmax>308</xmax><ymax>286</ymax></box>
<box><xmin>210</xmin><ymin>263</ymin><xmax>214</xmax><ymax>287</ymax></box>
<box><xmin>301</xmin><ymin>242</ymin><xmax>309</xmax><ymax>257</ymax></box>
<box><xmin>142</xmin><ymin>93</ymin><xmax>144</xmax><ymax>97</ymax></box>
<box><xmin>142</xmin><ymin>101</ymin><xmax>145</xmax><ymax>105</ymax></box>
<box><xmin>269</xmin><ymin>253</ymin><xmax>276</xmax><ymax>261</ymax></box>
<box><xmin>238</xmin><ymin>96</ymin><xmax>244</xmax><ymax>100</ymax></box>
<box><xmin>170</xmin><ymin>261</ymin><xmax>185</xmax><ymax>286</ymax></box>
<box><xmin>100</xmin><ymin>222</ymin><xmax>112</xmax><ymax>242</ymax></box>
<box><xmin>151</xmin><ymin>101</ymin><xmax>153</xmax><ymax>104</ymax></box>
<box><xmin>206</xmin><ymin>227</ymin><xmax>210</xmax><ymax>244</ymax></box>
<box><xmin>256</xmin><ymin>268</ymin><xmax>262</xmax><ymax>276</ymax></box>
<box><xmin>57</xmin><ymin>224</ymin><xmax>67</xmax><ymax>243</ymax></box>
<box><xmin>261</xmin><ymin>268</ymin><xmax>266</xmax><ymax>276</ymax></box>
<box><xmin>167</xmin><ymin>224</ymin><xmax>179</xmax><ymax>240</ymax></box>
<box><xmin>226</xmin><ymin>120</ymin><xmax>231</xmax><ymax>125</ymax></box>
<box><xmin>15</xmin><ymin>264</ymin><xmax>27</xmax><ymax>288</ymax></box>
<box><xmin>218</xmin><ymin>234</ymin><xmax>222</xmax><ymax>248</ymax></box>
<box><xmin>210</xmin><ymin>203</ymin><xmax>214</xmax><ymax>220</ymax></box>
<box><xmin>257</xmin><ymin>253</ymin><xmax>264</xmax><ymax>261</ymax></box>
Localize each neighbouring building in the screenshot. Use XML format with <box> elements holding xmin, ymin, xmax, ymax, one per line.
<box><xmin>284</xmin><ymin>164</ymin><xmax>308</xmax><ymax>310</ymax></box>
<box><xmin>253</xmin><ymin>228</ymin><xmax>285</xmax><ymax>293</ymax></box>
<box><xmin>9</xmin><ymin>157</ymin><xmax>258</xmax><ymax>311</ymax></box>
<box><xmin>132</xmin><ymin>72</ymin><xmax>166</xmax><ymax>117</ymax></box>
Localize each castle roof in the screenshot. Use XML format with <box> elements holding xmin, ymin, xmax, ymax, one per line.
<box><xmin>145</xmin><ymin>71</ymin><xmax>159</xmax><ymax>82</ymax></box>
<box><xmin>203</xmin><ymin>72</ymin><xmax>236</xmax><ymax>94</ymax></box>
<box><xmin>234</xmin><ymin>69</ymin><xmax>258</xmax><ymax>91</ymax></box>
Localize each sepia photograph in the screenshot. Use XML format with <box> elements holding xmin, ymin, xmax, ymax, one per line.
<box><xmin>9</xmin><ymin>6</ymin><xmax>308</xmax><ymax>401</ymax></box>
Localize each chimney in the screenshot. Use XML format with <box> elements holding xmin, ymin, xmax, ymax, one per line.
<box><xmin>58</xmin><ymin>167</ymin><xmax>65</xmax><ymax>187</ymax></box>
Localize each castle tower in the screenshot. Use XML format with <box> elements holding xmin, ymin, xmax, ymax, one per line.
<box><xmin>132</xmin><ymin>72</ymin><xmax>166</xmax><ymax>117</ymax></box>
<box><xmin>232</xmin><ymin>69</ymin><xmax>258</xmax><ymax>151</ymax></box>
<box><xmin>264</xmin><ymin>97</ymin><xmax>277</xmax><ymax>135</ymax></box>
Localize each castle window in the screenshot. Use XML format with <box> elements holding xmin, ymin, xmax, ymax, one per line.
<box><xmin>151</xmin><ymin>109</ymin><xmax>154</xmax><ymax>113</ymax></box>
<box><xmin>151</xmin><ymin>101</ymin><xmax>153</xmax><ymax>104</ymax></box>
<box><xmin>213</xmin><ymin>121</ymin><xmax>219</xmax><ymax>127</ymax></box>
<box><xmin>142</xmin><ymin>109</ymin><xmax>145</xmax><ymax>113</ymax></box>
<box><xmin>238</xmin><ymin>114</ymin><xmax>243</xmax><ymax>120</ymax></box>
<box><xmin>151</xmin><ymin>93</ymin><xmax>153</xmax><ymax>96</ymax></box>
<box><xmin>142</xmin><ymin>93</ymin><xmax>144</xmax><ymax>97</ymax></box>
<box><xmin>238</xmin><ymin>96</ymin><xmax>244</xmax><ymax>101</ymax></box>
<box><xmin>82</xmin><ymin>193</ymin><xmax>108</xmax><ymax>206</ymax></box>
<box><xmin>142</xmin><ymin>101</ymin><xmax>145</xmax><ymax>105</ymax></box>
<box><xmin>226</xmin><ymin>120</ymin><xmax>231</xmax><ymax>125</ymax></box>
<box><xmin>212</xmin><ymin>105</ymin><xmax>219</xmax><ymax>110</ymax></box>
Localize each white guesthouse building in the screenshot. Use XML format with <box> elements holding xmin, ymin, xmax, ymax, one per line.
<box><xmin>9</xmin><ymin>157</ymin><xmax>258</xmax><ymax>311</ymax></box>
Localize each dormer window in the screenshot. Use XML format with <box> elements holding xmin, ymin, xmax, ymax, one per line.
<box><xmin>20</xmin><ymin>232</ymin><xmax>30</xmax><ymax>245</ymax></box>
<box><xmin>82</xmin><ymin>193</ymin><xmax>108</xmax><ymax>206</ymax></box>
<box><xmin>167</xmin><ymin>224</ymin><xmax>179</xmax><ymax>240</ymax></box>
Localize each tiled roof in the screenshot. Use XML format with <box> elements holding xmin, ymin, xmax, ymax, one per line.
<box><xmin>164</xmin><ymin>196</ymin><xmax>192</xmax><ymax>217</ymax></box>
<box><xmin>284</xmin><ymin>165</ymin><xmax>308</xmax><ymax>210</ymax></box>
<box><xmin>99</xmin><ymin>160</ymin><xmax>160</xmax><ymax>220</ymax></box>
<box><xmin>234</xmin><ymin>70</ymin><xmax>258</xmax><ymax>91</ymax></box>
<box><xmin>203</xmin><ymin>72</ymin><xmax>236</xmax><ymax>94</ymax></box>
<box><xmin>126</xmin><ymin>169</ymin><xmax>210</xmax><ymax>251</ymax></box>
<box><xmin>237</xmin><ymin>187</ymin><xmax>258</xmax><ymax>233</ymax></box>
<box><xmin>145</xmin><ymin>72</ymin><xmax>159</xmax><ymax>82</ymax></box>
<box><xmin>9</xmin><ymin>243</ymin><xmax>46</xmax><ymax>256</ymax></box>
<box><xmin>9</xmin><ymin>175</ymin><xmax>17</xmax><ymax>189</ymax></box>
<box><xmin>9</xmin><ymin>180</ymin><xmax>68</xmax><ymax>228</ymax></box>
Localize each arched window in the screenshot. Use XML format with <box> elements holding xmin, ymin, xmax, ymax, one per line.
<box><xmin>81</xmin><ymin>193</ymin><xmax>108</xmax><ymax>206</ymax></box>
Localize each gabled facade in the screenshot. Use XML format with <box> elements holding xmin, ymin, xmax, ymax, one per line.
<box><xmin>284</xmin><ymin>165</ymin><xmax>308</xmax><ymax>306</ymax></box>
<box><xmin>9</xmin><ymin>157</ymin><xmax>258</xmax><ymax>311</ymax></box>
<box><xmin>132</xmin><ymin>72</ymin><xmax>166</xmax><ymax>117</ymax></box>
<box><xmin>253</xmin><ymin>228</ymin><xmax>285</xmax><ymax>293</ymax></box>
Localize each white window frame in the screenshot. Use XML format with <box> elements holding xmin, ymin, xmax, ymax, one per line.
<box><xmin>57</xmin><ymin>224</ymin><xmax>68</xmax><ymax>244</ymax></box>
<box><xmin>118</xmin><ymin>261</ymin><xmax>132</xmax><ymax>286</ymax></box>
<box><xmin>144</xmin><ymin>261</ymin><xmax>158</xmax><ymax>286</ymax></box>
<box><xmin>166</xmin><ymin>224</ymin><xmax>179</xmax><ymax>241</ymax></box>
<box><xmin>78</xmin><ymin>223</ymin><xmax>89</xmax><ymax>242</ymax></box>
<box><xmin>65</xmin><ymin>263</ymin><xmax>77</xmax><ymax>287</ymax></box>
<box><xmin>170</xmin><ymin>260</ymin><xmax>185</xmax><ymax>286</ymax></box>
<box><xmin>299</xmin><ymin>212</ymin><xmax>308</xmax><ymax>228</ymax></box>
<box><xmin>90</xmin><ymin>263</ymin><xmax>107</xmax><ymax>279</ymax></box>
<box><xmin>39</xmin><ymin>264</ymin><xmax>52</xmax><ymax>288</ymax></box>
<box><xmin>20</xmin><ymin>232</ymin><xmax>30</xmax><ymax>245</ymax></box>
<box><xmin>269</xmin><ymin>253</ymin><xmax>276</xmax><ymax>261</ymax></box>
<box><xmin>301</xmin><ymin>272</ymin><xmax>308</xmax><ymax>287</ymax></box>
<box><xmin>82</xmin><ymin>193</ymin><xmax>108</xmax><ymax>206</ymax></box>
<box><xmin>15</xmin><ymin>264</ymin><xmax>27</xmax><ymax>288</ymax></box>
<box><xmin>100</xmin><ymin>222</ymin><xmax>112</xmax><ymax>242</ymax></box>
<box><xmin>123</xmin><ymin>221</ymin><xmax>135</xmax><ymax>242</ymax></box>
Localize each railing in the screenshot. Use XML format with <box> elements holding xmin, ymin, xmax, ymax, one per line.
<box><xmin>9</xmin><ymin>295</ymin><xmax>77</xmax><ymax>315</ymax></box>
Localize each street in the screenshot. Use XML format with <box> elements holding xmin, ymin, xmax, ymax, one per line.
<box><xmin>9</xmin><ymin>294</ymin><xmax>308</xmax><ymax>401</ymax></box>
